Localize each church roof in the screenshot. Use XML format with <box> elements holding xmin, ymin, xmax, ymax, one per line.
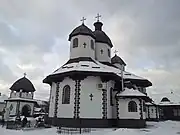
<box><xmin>68</xmin><ymin>23</ymin><xmax>95</xmax><ymax>41</ymax></box>
<box><xmin>43</xmin><ymin>57</ymin><xmax>152</xmax><ymax>87</ymax></box>
<box><xmin>111</xmin><ymin>54</ymin><xmax>126</xmax><ymax>66</ymax></box>
<box><xmin>10</xmin><ymin>76</ymin><xmax>36</xmax><ymax>92</ymax></box>
<box><xmin>116</xmin><ymin>88</ymin><xmax>151</xmax><ymax>102</ymax></box>
<box><xmin>93</xmin><ymin>21</ymin><xmax>113</xmax><ymax>48</ymax></box>
<box><xmin>148</xmin><ymin>92</ymin><xmax>180</xmax><ymax>106</ymax></box>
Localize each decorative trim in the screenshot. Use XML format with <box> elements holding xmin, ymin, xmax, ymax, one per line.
<box><xmin>155</xmin><ymin>106</ymin><xmax>158</xmax><ymax>119</ymax></box>
<box><xmin>116</xmin><ymin>96</ymin><xmax>119</xmax><ymax>119</ymax></box>
<box><xmin>74</xmin><ymin>80</ymin><xmax>81</xmax><ymax>118</ymax></box>
<box><xmin>139</xmin><ymin>99</ymin><xmax>143</xmax><ymax>119</ymax></box>
<box><xmin>110</xmin><ymin>88</ymin><xmax>113</xmax><ymax>106</ymax></box>
<box><xmin>102</xmin><ymin>89</ymin><xmax>107</xmax><ymax>119</ymax></box>
<box><xmin>147</xmin><ymin>106</ymin><xmax>150</xmax><ymax>118</ymax></box>
<box><xmin>54</xmin><ymin>82</ymin><xmax>60</xmax><ymax>117</ymax></box>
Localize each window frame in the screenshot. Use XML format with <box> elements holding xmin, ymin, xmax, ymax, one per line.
<box><xmin>73</xmin><ymin>38</ymin><xmax>78</xmax><ymax>48</ymax></box>
<box><xmin>128</xmin><ymin>101</ymin><xmax>138</xmax><ymax>112</ymax></box>
<box><xmin>62</xmin><ymin>85</ymin><xmax>71</xmax><ymax>104</ymax></box>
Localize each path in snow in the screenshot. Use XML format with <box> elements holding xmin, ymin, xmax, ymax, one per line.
<box><xmin>1</xmin><ymin>121</ymin><xmax>180</xmax><ymax>135</ymax></box>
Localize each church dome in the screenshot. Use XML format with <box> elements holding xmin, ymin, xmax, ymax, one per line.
<box><xmin>93</xmin><ymin>21</ymin><xmax>113</xmax><ymax>48</ymax></box>
<box><xmin>10</xmin><ymin>76</ymin><xmax>36</xmax><ymax>92</ymax></box>
<box><xmin>111</xmin><ymin>54</ymin><xmax>126</xmax><ymax>66</ymax></box>
<box><xmin>68</xmin><ymin>23</ymin><xmax>95</xmax><ymax>41</ymax></box>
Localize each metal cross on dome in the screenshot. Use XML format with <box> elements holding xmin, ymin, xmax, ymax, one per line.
<box><xmin>114</xmin><ymin>50</ymin><xmax>118</xmax><ymax>55</ymax></box>
<box><xmin>24</xmin><ymin>72</ymin><xmax>27</xmax><ymax>77</ymax></box>
<box><xmin>80</xmin><ymin>17</ymin><xmax>86</xmax><ymax>24</ymax></box>
<box><xmin>89</xmin><ymin>93</ymin><xmax>93</xmax><ymax>101</ymax></box>
<box><xmin>95</xmin><ymin>13</ymin><xmax>101</xmax><ymax>22</ymax></box>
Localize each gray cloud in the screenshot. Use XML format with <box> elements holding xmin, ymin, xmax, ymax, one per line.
<box><xmin>0</xmin><ymin>0</ymin><xmax>179</xmax><ymax>99</ymax></box>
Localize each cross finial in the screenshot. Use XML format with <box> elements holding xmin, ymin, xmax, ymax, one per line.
<box><xmin>114</xmin><ymin>50</ymin><xmax>118</xmax><ymax>55</ymax></box>
<box><xmin>80</xmin><ymin>17</ymin><xmax>86</xmax><ymax>24</ymax></box>
<box><xmin>24</xmin><ymin>72</ymin><xmax>27</xmax><ymax>77</ymax></box>
<box><xmin>95</xmin><ymin>13</ymin><xmax>101</xmax><ymax>22</ymax></box>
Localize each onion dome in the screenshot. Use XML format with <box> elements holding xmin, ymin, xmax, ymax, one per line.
<box><xmin>93</xmin><ymin>21</ymin><xmax>113</xmax><ymax>48</ymax></box>
<box><xmin>68</xmin><ymin>23</ymin><xmax>95</xmax><ymax>41</ymax></box>
<box><xmin>10</xmin><ymin>76</ymin><xmax>36</xmax><ymax>92</ymax></box>
<box><xmin>111</xmin><ymin>54</ymin><xmax>126</xmax><ymax>66</ymax></box>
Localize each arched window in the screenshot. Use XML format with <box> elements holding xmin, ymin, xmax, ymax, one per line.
<box><xmin>73</xmin><ymin>38</ymin><xmax>78</xmax><ymax>48</ymax></box>
<box><xmin>91</xmin><ymin>40</ymin><xmax>94</xmax><ymax>50</ymax></box>
<box><xmin>161</xmin><ymin>97</ymin><xmax>170</xmax><ymax>102</ymax></box>
<box><xmin>128</xmin><ymin>101</ymin><xmax>137</xmax><ymax>112</ymax></box>
<box><xmin>62</xmin><ymin>85</ymin><xmax>71</xmax><ymax>104</ymax></box>
<box><xmin>108</xmin><ymin>49</ymin><xmax>110</xmax><ymax>57</ymax></box>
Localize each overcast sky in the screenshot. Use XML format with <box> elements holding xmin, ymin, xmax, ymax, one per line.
<box><xmin>0</xmin><ymin>0</ymin><xmax>180</xmax><ymax>100</ymax></box>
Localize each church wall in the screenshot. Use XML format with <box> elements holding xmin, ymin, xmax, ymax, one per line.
<box><xmin>79</xmin><ymin>76</ymin><xmax>103</xmax><ymax>118</ymax></box>
<box><xmin>118</xmin><ymin>98</ymin><xmax>141</xmax><ymax>119</ymax></box>
<box><xmin>48</xmin><ymin>82</ymin><xmax>56</xmax><ymax>117</ymax></box>
<box><xmin>6</xmin><ymin>101</ymin><xmax>17</xmax><ymax>116</ymax></box>
<box><xmin>57</xmin><ymin>77</ymin><xmax>75</xmax><ymax>118</ymax></box>
<box><xmin>95</xmin><ymin>42</ymin><xmax>111</xmax><ymax>63</ymax></box>
<box><xmin>70</xmin><ymin>35</ymin><xmax>95</xmax><ymax>59</ymax></box>
<box><xmin>19</xmin><ymin>102</ymin><xmax>34</xmax><ymax>116</ymax></box>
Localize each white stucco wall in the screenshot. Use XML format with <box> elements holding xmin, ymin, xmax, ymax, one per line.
<box><xmin>57</xmin><ymin>77</ymin><xmax>75</xmax><ymax>118</ymax></box>
<box><xmin>79</xmin><ymin>76</ymin><xmax>103</xmax><ymax>118</ymax></box>
<box><xmin>118</xmin><ymin>98</ymin><xmax>145</xmax><ymax>119</ymax></box>
<box><xmin>146</xmin><ymin>105</ymin><xmax>159</xmax><ymax>119</ymax></box>
<box><xmin>70</xmin><ymin>35</ymin><xmax>95</xmax><ymax>59</ymax></box>
<box><xmin>48</xmin><ymin>82</ymin><xmax>56</xmax><ymax>117</ymax></box>
<box><xmin>95</xmin><ymin>42</ymin><xmax>111</xmax><ymax>63</ymax></box>
<box><xmin>6</xmin><ymin>101</ymin><xmax>17</xmax><ymax>116</ymax></box>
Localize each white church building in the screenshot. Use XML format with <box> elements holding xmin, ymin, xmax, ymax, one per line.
<box><xmin>43</xmin><ymin>15</ymin><xmax>152</xmax><ymax>128</ymax></box>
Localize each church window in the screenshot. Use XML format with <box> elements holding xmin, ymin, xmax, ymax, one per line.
<box><xmin>91</xmin><ymin>40</ymin><xmax>94</xmax><ymax>50</ymax></box>
<box><xmin>161</xmin><ymin>97</ymin><xmax>170</xmax><ymax>102</ymax></box>
<box><xmin>128</xmin><ymin>101</ymin><xmax>137</xmax><ymax>112</ymax></box>
<box><xmin>73</xmin><ymin>38</ymin><xmax>78</xmax><ymax>48</ymax></box>
<box><xmin>110</xmin><ymin>88</ymin><xmax>113</xmax><ymax>106</ymax></box>
<box><xmin>100</xmin><ymin>49</ymin><xmax>103</xmax><ymax>54</ymax></box>
<box><xmin>108</xmin><ymin>49</ymin><xmax>110</xmax><ymax>57</ymax></box>
<box><xmin>62</xmin><ymin>85</ymin><xmax>71</xmax><ymax>104</ymax></box>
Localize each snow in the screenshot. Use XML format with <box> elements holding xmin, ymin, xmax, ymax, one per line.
<box><xmin>116</xmin><ymin>88</ymin><xmax>147</xmax><ymax>97</ymax></box>
<box><xmin>51</xmin><ymin>60</ymin><xmax>147</xmax><ymax>81</ymax></box>
<box><xmin>1</xmin><ymin>121</ymin><xmax>180</xmax><ymax>135</ymax></box>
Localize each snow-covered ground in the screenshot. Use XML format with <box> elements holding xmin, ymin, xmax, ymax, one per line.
<box><xmin>1</xmin><ymin>121</ymin><xmax>180</xmax><ymax>135</ymax></box>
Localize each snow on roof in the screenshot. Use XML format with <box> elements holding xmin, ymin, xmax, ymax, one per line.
<box><xmin>5</xmin><ymin>97</ymin><xmax>37</xmax><ymax>102</ymax></box>
<box><xmin>0</xmin><ymin>94</ymin><xmax>8</xmax><ymax>103</ymax></box>
<box><xmin>116</xmin><ymin>88</ymin><xmax>147</xmax><ymax>97</ymax></box>
<box><xmin>51</xmin><ymin>60</ymin><xmax>146</xmax><ymax>81</ymax></box>
<box><xmin>148</xmin><ymin>92</ymin><xmax>180</xmax><ymax>105</ymax></box>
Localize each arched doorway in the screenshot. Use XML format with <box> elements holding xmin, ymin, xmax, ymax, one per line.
<box><xmin>21</xmin><ymin>105</ymin><xmax>31</xmax><ymax>117</ymax></box>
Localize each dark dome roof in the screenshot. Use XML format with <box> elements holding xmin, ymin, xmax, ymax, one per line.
<box><xmin>68</xmin><ymin>23</ymin><xmax>95</xmax><ymax>41</ymax></box>
<box><xmin>93</xmin><ymin>21</ymin><xmax>113</xmax><ymax>48</ymax></box>
<box><xmin>111</xmin><ymin>54</ymin><xmax>126</xmax><ymax>66</ymax></box>
<box><xmin>10</xmin><ymin>77</ymin><xmax>36</xmax><ymax>92</ymax></box>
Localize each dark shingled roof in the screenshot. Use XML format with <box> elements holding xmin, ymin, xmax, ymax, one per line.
<box><xmin>10</xmin><ymin>77</ymin><xmax>36</xmax><ymax>92</ymax></box>
<box><xmin>68</xmin><ymin>23</ymin><xmax>95</xmax><ymax>41</ymax></box>
<box><xmin>111</xmin><ymin>54</ymin><xmax>126</xmax><ymax>66</ymax></box>
<box><xmin>93</xmin><ymin>21</ymin><xmax>113</xmax><ymax>48</ymax></box>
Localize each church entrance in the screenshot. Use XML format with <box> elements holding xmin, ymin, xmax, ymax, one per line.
<box><xmin>21</xmin><ymin>105</ymin><xmax>31</xmax><ymax>117</ymax></box>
